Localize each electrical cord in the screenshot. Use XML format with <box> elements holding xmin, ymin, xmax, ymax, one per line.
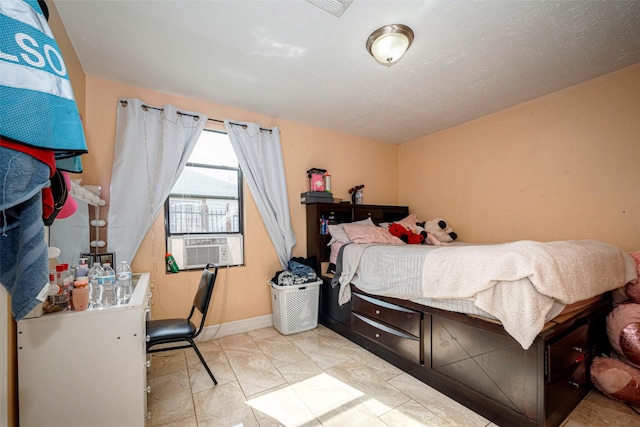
<box><xmin>207</xmin><ymin>263</ymin><xmax>230</xmax><ymax>340</ymax></box>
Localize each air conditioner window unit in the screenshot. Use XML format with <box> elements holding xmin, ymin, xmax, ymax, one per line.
<box><xmin>167</xmin><ymin>234</ymin><xmax>243</xmax><ymax>269</ymax></box>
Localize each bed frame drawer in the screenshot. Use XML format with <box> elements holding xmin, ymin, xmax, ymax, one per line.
<box><xmin>352</xmin><ymin>292</ymin><xmax>421</xmax><ymax>337</ymax></box>
<box><xmin>546</xmin><ymin>323</ymin><xmax>589</xmax><ymax>384</ymax></box>
<box><xmin>352</xmin><ymin>312</ymin><xmax>421</xmax><ymax>364</ymax></box>
<box><xmin>544</xmin><ymin>323</ymin><xmax>591</xmax><ymax>423</ymax></box>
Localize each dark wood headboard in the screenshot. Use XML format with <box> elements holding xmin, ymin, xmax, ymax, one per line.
<box><xmin>305</xmin><ymin>203</ymin><xmax>409</xmax><ymax>271</ymax></box>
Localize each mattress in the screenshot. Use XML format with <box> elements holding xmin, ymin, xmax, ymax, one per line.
<box><xmin>333</xmin><ymin>241</ymin><xmax>636</xmax><ymax>349</ymax></box>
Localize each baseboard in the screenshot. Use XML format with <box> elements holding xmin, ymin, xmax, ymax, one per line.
<box><xmin>196</xmin><ymin>314</ymin><xmax>273</xmax><ymax>342</ymax></box>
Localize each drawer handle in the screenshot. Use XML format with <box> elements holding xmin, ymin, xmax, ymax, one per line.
<box><xmin>568</xmin><ymin>381</ymin><xmax>580</xmax><ymax>388</ymax></box>
<box><xmin>573</xmin><ymin>346</ymin><xmax>583</xmax><ymax>353</ymax></box>
<box><xmin>375</xmin><ymin>333</ymin><xmax>380</xmax><ymax>338</ymax></box>
<box><xmin>375</xmin><ymin>309</ymin><xmax>380</xmax><ymax>315</ymax></box>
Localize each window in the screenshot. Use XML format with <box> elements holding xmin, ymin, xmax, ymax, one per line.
<box><xmin>165</xmin><ymin>130</ymin><xmax>244</xmax><ymax>270</ymax></box>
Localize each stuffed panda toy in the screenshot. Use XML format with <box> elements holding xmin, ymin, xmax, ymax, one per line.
<box><xmin>418</xmin><ymin>218</ymin><xmax>458</xmax><ymax>244</ymax></box>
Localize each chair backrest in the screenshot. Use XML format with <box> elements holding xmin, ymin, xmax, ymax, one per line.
<box><xmin>189</xmin><ymin>263</ymin><xmax>218</xmax><ymax>337</ymax></box>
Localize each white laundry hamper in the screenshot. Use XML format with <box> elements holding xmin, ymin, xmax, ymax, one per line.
<box><xmin>269</xmin><ymin>280</ymin><xmax>321</xmax><ymax>335</ymax></box>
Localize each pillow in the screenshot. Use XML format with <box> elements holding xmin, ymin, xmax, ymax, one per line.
<box><xmin>328</xmin><ymin>217</ymin><xmax>376</xmax><ymax>244</ymax></box>
<box><xmin>327</xmin><ymin>224</ymin><xmax>350</xmax><ymax>244</ymax></box>
<box><xmin>328</xmin><ymin>241</ymin><xmax>344</xmax><ymax>266</ymax></box>
<box><xmin>606</xmin><ymin>302</ymin><xmax>640</xmax><ymax>368</ymax></box>
<box><xmin>624</xmin><ymin>251</ymin><xmax>640</xmax><ymax>303</ymax></box>
<box><xmin>343</xmin><ymin>223</ymin><xmax>404</xmax><ymax>245</ymax></box>
<box><xmin>394</xmin><ymin>214</ymin><xmax>421</xmax><ymax>232</ymax></box>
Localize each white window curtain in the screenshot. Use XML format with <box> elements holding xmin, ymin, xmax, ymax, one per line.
<box><xmin>224</xmin><ymin>121</ymin><xmax>296</xmax><ymax>269</ymax></box>
<box><xmin>107</xmin><ymin>98</ymin><xmax>207</xmax><ymax>264</ymax></box>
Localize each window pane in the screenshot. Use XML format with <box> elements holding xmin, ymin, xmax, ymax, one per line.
<box><xmin>172</xmin><ymin>166</ymin><xmax>238</xmax><ymax>198</ymax></box>
<box><xmin>169</xmin><ymin>197</ymin><xmax>239</xmax><ymax>233</ymax></box>
<box><xmin>188</xmin><ymin>130</ymin><xmax>237</xmax><ymax>167</ymax></box>
<box><xmin>166</xmin><ymin>130</ymin><xmax>242</xmax><ymax>238</ymax></box>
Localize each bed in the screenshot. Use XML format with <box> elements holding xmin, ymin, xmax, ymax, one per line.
<box><xmin>305</xmin><ymin>203</ymin><xmax>638</xmax><ymax>427</ymax></box>
<box><xmin>334</xmin><ymin>239</ymin><xmax>637</xmax><ymax>350</ymax></box>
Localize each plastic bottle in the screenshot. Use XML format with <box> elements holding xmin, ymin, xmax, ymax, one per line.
<box><xmin>165</xmin><ymin>253</ymin><xmax>179</xmax><ymax>273</ymax></box>
<box><xmin>116</xmin><ymin>261</ymin><xmax>133</xmax><ymax>305</ymax></box>
<box><xmin>55</xmin><ymin>265</ymin><xmax>65</xmax><ymax>294</ymax></box>
<box><xmin>62</xmin><ymin>264</ymin><xmax>74</xmax><ymax>310</ymax></box>
<box><xmin>324</xmin><ymin>173</ymin><xmax>331</xmax><ymax>192</ymax></box>
<box><xmin>76</xmin><ymin>258</ymin><xmax>89</xmax><ymax>279</ymax></box>
<box><xmin>88</xmin><ymin>262</ymin><xmax>104</xmax><ymax>308</ymax></box>
<box><xmin>320</xmin><ymin>215</ymin><xmax>327</xmax><ymax>235</ymax></box>
<box><xmin>48</xmin><ymin>270</ymin><xmax>59</xmax><ymax>296</ymax></box>
<box><xmin>69</xmin><ymin>262</ymin><xmax>78</xmax><ymax>281</ymax></box>
<box><xmin>101</xmin><ymin>262</ymin><xmax>117</xmax><ymax>307</ymax></box>
<box><xmin>102</xmin><ymin>262</ymin><xmax>116</xmax><ymax>283</ymax></box>
<box><xmin>51</xmin><ymin>264</ymin><xmax>67</xmax><ymax>309</ymax></box>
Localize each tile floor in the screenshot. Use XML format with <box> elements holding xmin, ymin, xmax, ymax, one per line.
<box><xmin>147</xmin><ymin>325</ymin><xmax>639</xmax><ymax>427</ymax></box>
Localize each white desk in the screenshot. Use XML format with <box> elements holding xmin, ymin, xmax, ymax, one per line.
<box><xmin>18</xmin><ymin>272</ymin><xmax>151</xmax><ymax>427</ymax></box>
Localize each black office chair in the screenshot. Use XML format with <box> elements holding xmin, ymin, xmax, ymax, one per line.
<box><xmin>146</xmin><ymin>263</ymin><xmax>218</xmax><ymax>385</ymax></box>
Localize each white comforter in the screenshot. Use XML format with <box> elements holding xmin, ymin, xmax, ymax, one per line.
<box><xmin>336</xmin><ymin>240</ymin><xmax>637</xmax><ymax>349</ymax></box>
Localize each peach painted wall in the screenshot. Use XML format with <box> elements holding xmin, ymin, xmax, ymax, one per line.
<box><xmin>399</xmin><ymin>64</ymin><xmax>640</xmax><ymax>252</ymax></box>
<box><xmin>82</xmin><ymin>76</ymin><xmax>400</xmax><ymax>322</ymax></box>
<box><xmin>48</xmin><ymin>1</ymin><xmax>85</xmax><ymax>121</ymax></box>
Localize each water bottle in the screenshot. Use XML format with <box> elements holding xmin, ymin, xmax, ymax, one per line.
<box><xmin>116</xmin><ymin>261</ymin><xmax>133</xmax><ymax>305</ymax></box>
<box><xmin>324</xmin><ymin>173</ymin><xmax>331</xmax><ymax>192</ymax></box>
<box><xmin>88</xmin><ymin>262</ymin><xmax>104</xmax><ymax>308</ymax></box>
<box><xmin>101</xmin><ymin>262</ymin><xmax>117</xmax><ymax>307</ymax></box>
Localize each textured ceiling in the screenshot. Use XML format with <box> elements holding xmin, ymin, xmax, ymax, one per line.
<box><xmin>54</xmin><ymin>0</ymin><xmax>640</xmax><ymax>144</ymax></box>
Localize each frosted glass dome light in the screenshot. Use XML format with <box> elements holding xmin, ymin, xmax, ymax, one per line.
<box><xmin>366</xmin><ymin>24</ymin><xmax>414</xmax><ymax>66</ymax></box>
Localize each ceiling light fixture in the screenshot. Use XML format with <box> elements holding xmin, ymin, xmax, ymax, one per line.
<box><xmin>366</xmin><ymin>24</ymin><xmax>414</xmax><ymax>66</ymax></box>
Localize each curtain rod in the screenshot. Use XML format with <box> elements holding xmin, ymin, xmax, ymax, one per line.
<box><xmin>118</xmin><ymin>100</ymin><xmax>272</xmax><ymax>133</ymax></box>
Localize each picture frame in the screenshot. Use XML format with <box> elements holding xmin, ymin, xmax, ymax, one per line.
<box><xmin>81</xmin><ymin>252</ymin><xmax>116</xmax><ymax>268</ymax></box>
<box><xmin>97</xmin><ymin>252</ymin><xmax>115</xmax><ymax>267</ymax></box>
<box><xmin>80</xmin><ymin>253</ymin><xmax>96</xmax><ymax>266</ymax></box>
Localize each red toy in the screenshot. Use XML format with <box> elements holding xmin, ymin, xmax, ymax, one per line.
<box><xmin>388</xmin><ymin>222</ymin><xmax>425</xmax><ymax>244</ymax></box>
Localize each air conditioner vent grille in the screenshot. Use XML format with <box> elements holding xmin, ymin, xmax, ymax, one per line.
<box><xmin>185</xmin><ymin>237</ymin><xmax>227</xmax><ymax>246</ymax></box>
<box><xmin>167</xmin><ymin>234</ymin><xmax>243</xmax><ymax>269</ymax></box>
<box><xmin>304</xmin><ymin>0</ymin><xmax>352</xmax><ymax>18</ymax></box>
<box><xmin>186</xmin><ymin>245</ymin><xmax>220</xmax><ymax>266</ymax></box>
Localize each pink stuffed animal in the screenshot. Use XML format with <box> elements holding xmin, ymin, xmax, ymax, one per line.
<box><xmin>590</xmin><ymin>251</ymin><xmax>640</xmax><ymax>405</ymax></box>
